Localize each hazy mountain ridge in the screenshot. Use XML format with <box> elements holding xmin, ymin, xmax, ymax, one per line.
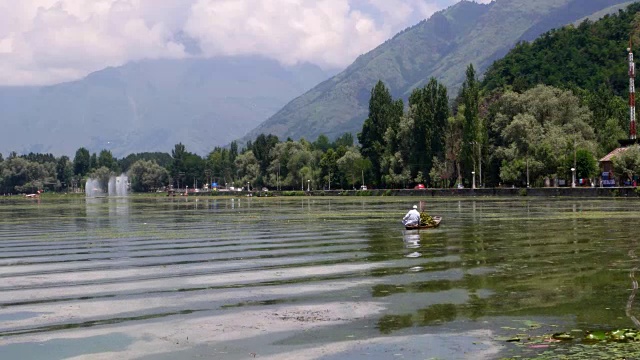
<box><xmin>0</xmin><ymin>57</ymin><xmax>329</xmax><ymax>157</ymax></box>
<box><xmin>240</xmin><ymin>0</ymin><xmax>633</xmax><ymax>144</ymax></box>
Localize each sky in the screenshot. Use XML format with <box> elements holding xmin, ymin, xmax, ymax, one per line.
<box><xmin>0</xmin><ymin>0</ymin><xmax>492</xmax><ymax>86</ymax></box>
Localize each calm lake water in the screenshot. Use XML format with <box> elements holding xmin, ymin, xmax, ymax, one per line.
<box><xmin>1</xmin><ymin>196</ymin><xmax>640</xmax><ymax>359</ymax></box>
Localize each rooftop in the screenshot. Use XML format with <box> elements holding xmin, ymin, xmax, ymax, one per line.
<box><xmin>599</xmin><ymin>147</ymin><xmax>629</xmax><ymax>162</ymax></box>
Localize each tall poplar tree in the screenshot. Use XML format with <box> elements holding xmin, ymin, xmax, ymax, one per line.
<box><xmin>358</xmin><ymin>81</ymin><xmax>402</xmax><ymax>185</ymax></box>
<box><xmin>73</xmin><ymin>147</ymin><xmax>91</xmax><ymax>176</ymax></box>
<box><xmin>461</xmin><ymin>64</ymin><xmax>480</xmax><ymax>182</ymax></box>
<box><xmin>409</xmin><ymin>78</ymin><xmax>450</xmax><ymax>183</ymax></box>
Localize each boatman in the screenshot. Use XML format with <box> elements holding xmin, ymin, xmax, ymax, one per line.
<box><xmin>402</xmin><ymin>205</ymin><xmax>421</xmax><ymax>226</ymax></box>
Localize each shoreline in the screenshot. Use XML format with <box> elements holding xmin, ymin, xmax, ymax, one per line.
<box><xmin>3</xmin><ymin>186</ymin><xmax>639</xmax><ymax>199</ymax></box>
<box><xmin>171</xmin><ymin>186</ymin><xmax>639</xmax><ymax>198</ymax></box>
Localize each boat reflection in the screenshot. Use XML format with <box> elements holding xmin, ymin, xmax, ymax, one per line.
<box><xmin>403</xmin><ymin>232</ymin><xmax>421</xmax><ymax>248</ymax></box>
<box><xmin>403</xmin><ymin>232</ymin><xmax>421</xmax><ymax>258</ymax></box>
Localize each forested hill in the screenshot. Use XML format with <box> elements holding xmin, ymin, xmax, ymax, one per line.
<box><xmin>239</xmin><ymin>0</ymin><xmax>632</xmax><ymax>145</ymax></box>
<box><xmin>481</xmin><ymin>2</ymin><xmax>640</xmax><ymax>153</ymax></box>
<box><xmin>482</xmin><ymin>2</ymin><xmax>640</xmax><ymax>96</ymax></box>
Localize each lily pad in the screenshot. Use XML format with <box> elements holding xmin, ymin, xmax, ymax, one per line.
<box><xmin>585</xmin><ymin>331</ymin><xmax>607</xmax><ymax>341</ymax></box>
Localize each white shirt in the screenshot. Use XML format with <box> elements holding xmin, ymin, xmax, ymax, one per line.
<box><xmin>403</xmin><ymin>209</ymin><xmax>420</xmax><ymax>225</ymax></box>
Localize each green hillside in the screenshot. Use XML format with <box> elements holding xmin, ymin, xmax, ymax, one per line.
<box><xmin>241</xmin><ymin>0</ymin><xmax>632</xmax><ymax>144</ymax></box>
<box><xmin>482</xmin><ymin>2</ymin><xmax>640</xmax><ymax>97</ymax></box>
<box><xmin>481</xmin><ymin>0</ymin><xmax>640</xmax><ymax>150</ymax></box>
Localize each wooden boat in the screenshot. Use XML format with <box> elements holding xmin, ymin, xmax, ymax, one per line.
<box><xmin>404</xmin><ymin>216</ymin><xmax>442</xmax><ymax>230</ymax></box>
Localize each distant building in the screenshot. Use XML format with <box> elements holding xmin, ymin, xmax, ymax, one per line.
<box><xmin>599</xmin><ymin>147</ymin><xmax>630</xmax><ymax>186</ymax></box>
<box><xmin>599</xmin><ymin>147</ymin><xmax>628</xmax><ymax>174</ymax></box>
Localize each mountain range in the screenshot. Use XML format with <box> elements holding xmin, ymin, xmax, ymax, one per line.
<box><xmin>240</xmin><ymin>0</ymin><xmax>634</xmax><ymax>144</ymax></box>
<box><xmin>0</xmin><ymin>57</ymin><xmax>329</xmax><ymax>157</ymax></box>
<box><xmin>0</xmin><ymin>0</ymin><xmax>633</xmax><ymax>157</ymax></box>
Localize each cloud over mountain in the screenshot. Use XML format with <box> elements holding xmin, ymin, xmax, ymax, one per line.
<box><xmin>0</xmin><ymin>0</ymin><xmax>491</xmax><ymax>86</ymax></box>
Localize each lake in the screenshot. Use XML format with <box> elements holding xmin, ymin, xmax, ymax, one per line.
<box><xmin>1</xmin><ymin>196</ymin><xmax>639</xmax><ymax>359</ymax></box>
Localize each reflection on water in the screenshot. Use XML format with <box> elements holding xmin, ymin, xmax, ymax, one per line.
<box><xmin>627</xmin><ymin>249</ymin><xmax>640</xmax><ymax>327</ymax></box>
<box><xmin>85</xmin><ymin>197</ymin><xmax>131</xmax><ymax>235</ymax></box>
<box><xmin>0</xmin><ymin>333</ymin><xmax>132</xmax><ymax>360</ymax></box>
<box><xmin>0</xmin><ymin>198</ymin><xmax>640</xmax><ymax>358</ymax></box>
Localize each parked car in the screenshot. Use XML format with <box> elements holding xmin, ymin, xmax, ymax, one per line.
<box><xmin>414</xmin><ymin>184</ymin><xmax>426</xmax><ymax>189</ymax></box>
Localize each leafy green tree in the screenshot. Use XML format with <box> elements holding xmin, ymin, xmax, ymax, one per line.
<box><xmin>337</xmin><ymin>147</ymin><xmax>371</xmax><ymax>189</ymax></box>
<box><xmin>234</xmin><ymin>150</ymin><xmax>260</xmax><ymax>187</ymax></box>
<box><xmin>287</xmin><ymin>143</ymin><xmax>315</xmax><ymax>189</ymax></box>
<box><xmin>170</xmin><ymin>143</ymin><xmax>187</xmax><ymax>186</ymax></box>
<box><xmin>207</xmin><ymin>147</ymin><xmax>236</xmax><ymax>186</ymax></box>
<box><xmin>73</xmin><ymin>147</ymin><xmax>91</xmax><ymax>176</ymax></box>
<box><xmin>461</xmin><ymin>64</ymin><xmax>480</xmax><ymax>180</ymax></box>
<box><xmin>502</xmin><ymin>114</ymin><xmax>543</xmax><ymax>186</ymax></box>
<box><xmin>408</xmin><ymin>78</ymin><xmax>450</xmax><ymax>182</ymax></box>
<box><xmin>229</xmin><ymin>141</ymin><xmax>239</xmax><ymax>163</ymax></box>
<box><xmin>167</xmin><ymin>143</ymin><xmax>206</xmax><ymax>189</ymax></box>
<box><xmin>574</xmin><ymin>149</ymin><xmax>598</xmax><ymax>179</ymax></box>
<box><xmin>429</xmin><ymin>156</ymin><xmax>452</xmax><ymax>188</ymax></box>
<box><xmin>358</xmin><ymin>81</ymin><xmax>403</xmax><ymax>185</ymax></box>
<box><xmin>265</xmin><ymin>140</ymin><xmax>315</xmax><ymax>189</ymax></box>
<box><xmin>20</xmin><ymin>161</ymin><xmax>55</xmax><ymax>193</ymax></box>
<box><xmin>119</xmin><ymin>152</ymin><xmax>172</xmax><ymax>173</ymax></box>
<box><xmin>1</xmin><ymin>156</ymin><xmax>28</xmax><ymax>193</ymax></box>
<box><xmin>319</xmin><ymin>148</ymin><xmax>339</xmax><ymax>190</ymax></box>
<box><xmin>250</xmin><ymin>134</ymin><xmax>279</xmax><ymax>178</ymax></box>
<box><xmin>90</xmin><ymin>153</ymin><xmax>98</xmax><ymax>171</ymax></box>
<box><xmin>612</xmin><ymin>145</ymin><xmax>640</xmax><ymax>182</ymax></box>
<box><xmin>56</xmin><ymin>156</ymin><xmax>74</xmax><ymax>189</ymax></box>
<box><xmin>492</xmin><ymin>85</ymin><xmax>597</xmax><ymax>186</ymax></box>
<box><xmin>446</xmin><ymin>106</ymin><xmax>465</xmax><ymax>187</ymax></box>
<box><xmin>183</xmin><ymin>153</ymin><xmax>206</xmax><ymax>189</ymax></box>
<box><xmin>21</xmin><ymin>152</ymin><xmax>55</xmax><ymax>164</ymax></box>
<box><xmin>128</xmin><ymin>160</ymin><xmax>169</xmax><ymax>192</ymax></box>
<box><xmin>98</xmin><ymin>150</ymin><xmax>118</xmax><ymax>172</ymax></box>
<box><xmin>381</xmin><ymin>106</ymin><xmax>415</xmax><ymax>187</ymax></box>
<box><xmin>313</xmin><ymin>134</ymin><xmax>331</xmax><ymax>152</ymax></box>
<box><xmin>333</xmin><ymin>133</ymin><xmax>354</xmax><ymax>149</ymax></box>
<box><xmin>0</xmin><ymin>156</ymin><xmax>55</xmax><ymax>193</ymax></box>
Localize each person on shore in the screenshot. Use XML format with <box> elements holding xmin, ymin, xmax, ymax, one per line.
<box><xmin>402</xmin><ymin>205</ymin><xmax>421</xmax><ymax>226</ymax></box>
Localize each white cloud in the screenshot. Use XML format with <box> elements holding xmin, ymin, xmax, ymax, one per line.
<box><xmin>0</xmin><ymin>0</ymin><xmax>464</xmax><ymax>86</ymax></box>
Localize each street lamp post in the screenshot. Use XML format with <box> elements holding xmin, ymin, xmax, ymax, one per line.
<box><xmin>571</xmin><ymin>168</ymin><xmax>576</xmax><ymax>188</ymax></box>
<box><xmin>470</xmin><ymin>140</ymin><xmax>482</xmax><ymax>188</ymax></box>
<box><xmin>526</xmin><ymin>157</ymin><xmax>530</xmax><ymax>188</ymax></box>
<box><xmin>307</xmin><ymin>179</ymin><xmax>310</xmax><ymax>192</ymax></box>
<box><xmin>471</xmin><ymin>171</ymin><xmax>476</xmax><ymax>189</ymax></box>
